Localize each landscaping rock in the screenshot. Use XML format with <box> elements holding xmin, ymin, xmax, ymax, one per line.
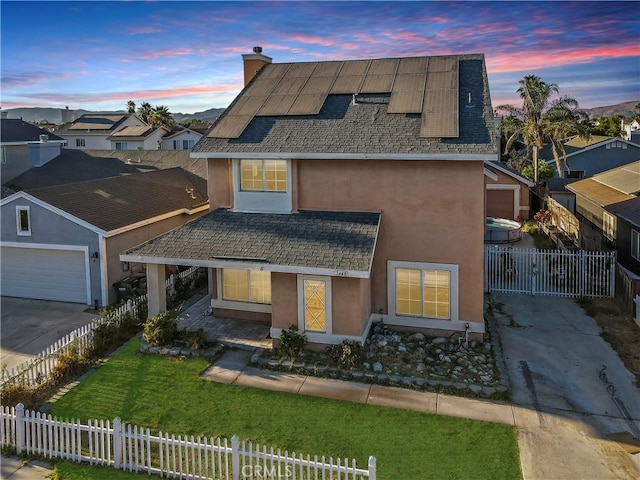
<box><xmin>408</xmin><ymin>332</ymin><xmax>425</xmax><ymax>342</ymax></box>
<box><xmin>469</xmin><ymin>384</ymin><xmax>483</xmax><ymax>394</ymax></box>
<box><xmin>432</xmin><ymin>337</ymin><xmax>447</xmax><ymax>345</ymax></box>
<box><xmin>373</xmin><ymin>361</ymin><xmax>383</xmax><ymax>372</ymax></box>
<box><xmin>149</xmin><ymin>346</ymin><xmax>160</xmax><ymax>354</ymax></box>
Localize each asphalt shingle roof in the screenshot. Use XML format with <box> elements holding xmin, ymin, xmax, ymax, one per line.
<box><xmin>26</xmin><ymin>168</ymin><xmax>207</xmax><ymax>232</ymax></box>
<box><xmin>123</xmin><ymin>208</ymin><xmax>380</xmax><ymax>273</ymax></box>
<box><xmin>4</xmin><ymin>149</ymin><xmax>207</xmax><ymax>193</ymax></box>
<box><xmin>194</xmin><ymin>54</ymin><xmax>497</xmax><ymax>157</ymax></box>
<box><xmin>0</xmin><ymin>119</ymin><xmax>64</xmax><ymax>143</ymax></box>
<box><xmin>605</xmin><ymin>197</ymin><xmax>640</xmax><ymax>226</ymax></box>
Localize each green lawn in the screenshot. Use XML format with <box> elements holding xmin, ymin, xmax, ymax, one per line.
<box><xmin>50</xmin><ymin>338</ymin><xmax>521</xmax><ymax>480</ymax></box>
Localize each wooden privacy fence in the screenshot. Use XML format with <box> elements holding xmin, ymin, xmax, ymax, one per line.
<box><xmin>0</xmin><ymin>404</ymin><xmax>376</xmax><ymax>480</ymax></box>
<box><xmin>1</xmin><ymin>267</ymin><xmax>204</xmax><ymax>389</ymax></box>
<box><xmin>485</xmin><ymin>246</ymin><xmax>615</xmax><ymax>297</ymax></box>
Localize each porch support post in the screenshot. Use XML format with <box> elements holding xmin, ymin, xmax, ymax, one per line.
<box><xmin>147</xmin><ymin>263</ymin><xmax>167</xmax><ymax>316</ymax></box>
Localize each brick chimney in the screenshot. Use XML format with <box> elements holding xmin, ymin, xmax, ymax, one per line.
<box><xmin>242</xmin><ymin>46</ymin><xmax>272</xmax><ymax>86</ymax></box>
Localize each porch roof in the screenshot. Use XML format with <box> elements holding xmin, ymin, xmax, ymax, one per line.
<box><xmin>121</xmin><ymin>208</ymin><xmax>381</xmax><ymax>277</ymax></box>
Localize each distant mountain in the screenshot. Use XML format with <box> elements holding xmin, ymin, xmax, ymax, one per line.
<box><xmin>582</xmin><ymin>101</ymin><xmax>639</xmax><ymax>119</ymax></box>
<box><xmin>3</xmin><ymin>106</ymin><xmax>225</xmax><ymax>125</ymax></box>
<box><xmin>172</xmin><ymin>108</ymin><xmax>225</xmax><ymax>123</ymax></box>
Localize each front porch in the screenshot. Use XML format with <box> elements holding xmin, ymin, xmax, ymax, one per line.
<box><xmin>177</xmin><ymin>293</ymin><xmax>272</xmax><ymax>350</ymax></box>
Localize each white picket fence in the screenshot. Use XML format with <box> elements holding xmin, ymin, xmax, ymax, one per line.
<box><xmin>634</xmin><ymin>295</ymin><xmax>640</xmax><ymax>328</ymax></box>
<box><xmin>1</xmin><ymin>267</ymin><xmax>205</xmax><ymax>389</ymax></box>
<box><xmin>0</xmin><ymin>404</ymin><xmax>376</xmax><ymax>480</ymax></box>
<box><xmin>485</xmin><ymin>246</ymin><xmax>615</xmax><ymax>297</ymax></box>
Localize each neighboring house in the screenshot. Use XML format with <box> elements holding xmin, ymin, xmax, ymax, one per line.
<box><xmin>566</xmin><ymin>161</ymin><xmax>640</xmax><ymax>251</ymax></box>
<box><xmin>605</xmin><ymin>196</ymin><xmax>640</xmax><ymax>275</ymax></box>
<box><xmin>161</xmin><ymin>126</ymin><xmax>203</xmax><ymax>150</ymax></box>
<box><xmin>540</xmin><ymin>135</ymin><xmax>640</xmax><ymax>179</ymax></box>
<box><xmin>544</xmin><ymin>177</ymin><xmax>578</xmax><ymax>212</ymax></box>
<box><xmin>484</xmin><ymin>160</ymin><xmax>533</xmax><ymax>220</ymax></box>
<box><xmin>55</xmin><ymin>113</ymin><xmax>146</xmax><ymax>150</ymax></box>
<box><xmin>621</xmin><ymin>118</ymin><xmax>640</xmax><ymax>142</ymax></box>
<box><xmin>0</xmin><ymin>168</ymin><xmax>208</xmax><ymax>306</ymax></box>
<box><xmin>106</xmin><ymin>125</ymin><xmax>169</xmax><ymax>150</ymax></box>
<box><xmin>122</xmin><ymin>49</ymin><xmax>499</xmax><ymax>347</ymax></box>
<box><xmin>3</xmin><ymin>149</ymin><xmax>207</xmax><ymax>193</ymax></box>
<box><xmin>0</xmin><ymin>119</ymin><xmax>66</xmax><ymax>183</ymax></box>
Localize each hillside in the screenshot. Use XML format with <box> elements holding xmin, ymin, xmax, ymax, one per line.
<box><xmin>583</xmin><ymin>100</ymin><xmax>639</xmax><ymax>119</ymax></box>
<box><xmin>4</xmin><ymin>106</ymin><xmax>225</xmax><ymax>124</ymax></box>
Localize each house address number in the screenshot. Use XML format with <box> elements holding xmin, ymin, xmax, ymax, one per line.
<box><xmin>334</xmin><ymin>270</ymin><xmax>348</xmax><ymax>276</ymax></box>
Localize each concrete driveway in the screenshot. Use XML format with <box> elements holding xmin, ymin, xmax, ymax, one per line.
<box><xmin>0</xmin><ymin>297</ymin><xmax>99</xmax><ymax>371</ymax></box>
<box><xmin>489</xmin><ymin>293</ymin><xmax>640</xmax><ymax>480</ymax></box>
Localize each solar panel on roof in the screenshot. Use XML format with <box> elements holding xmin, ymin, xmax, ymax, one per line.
<box><xmin>337</xmin><ymin>60</ymin><xmax>370</xmax><ymax>76</ymax></box>
<box><xmin>271</xmin><ymin>77</ymin><xmax>307</xmax><ymax>95</ymax></box>
<box><xmin>421</xmin><ymin>57</ymin><xmax>459</xmax><ymax>138</ymax></box>
<box><xmin>288</xmin><ymin>93</ymin><xmax>329</xmax><ymax>115</ymax></box>
<box><xmin>367</xmin><ymin>58</ymin><xmax>399</xmax><ymax>75</ymax></box>
<box><xmin>260</xmin><ymin>63</ymin><xmax>291</xmax><ymax>78</ymax></box>
<box><xmin>330</xmin><ymin>75</ymin><xmax>365</xmax><ymax>93</ymax></box>
<box><xmin>360</xmin><ymin>74</ymin><xmax>396</xmax><ymax>93</ymax></box>
<box><xmin>312</xmin><ymin>61</ymin><xmax>343</xmax><ymax>77</ymax></box>
<box><xmin>299</xmin><ymin>76</ymin><xmax>335</xmax><ymax>95</ymax></box>
<box><xmin>287</xmin><ymin>62</ymin><xmax>318</xmax><ymax>77</ymax></box>
<box><xmin>111</xmin><ymin>126</ymin><xmax>151</xmax><ymax>137</ymax></box>
<box><xmin>229</xmin><ymin>96</ymin><xmax>268</xmax><ymax>115</ymax></box>
<box><xmin>397</xmin><ymin>57</ymin><xmax>428</xmax><ymax>74</ymax></box>
<box><xmin>257</xmin><ymin>94</ymin><xmax>298</xmax><ymax>115</ymax></box>
<box><xmin>207</xmin><ymin>115</ymin><xmax>254</xmax><ymax>138</ymax></box>
<box><xmin>388</xmin><ymin>91</ymin><xmax>425</xmax><ymax>114</ymax></box>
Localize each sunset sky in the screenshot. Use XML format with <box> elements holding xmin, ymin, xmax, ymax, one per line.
<box><xmin>1</xmin><ymin>1</ymin><xmax>639</xmax><ymax>114</ymax></box>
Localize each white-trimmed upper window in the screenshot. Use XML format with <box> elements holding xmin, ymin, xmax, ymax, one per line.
<box><xmin>16</xmin><ymin>206</ymin><xmax>31</xmax><ymax>236</ymax></box>
<box><xmin>233</xmin><ymin>159</ymin><xmax>292</xmax><ymax>213</ymax></box>
<box><xmin>115</xmin><ymin>142</ymin><xmax>128</xmax><ymax>150</ymax></box>
<box><xmin>240</xmin><ymin>159</ymin><xmax>287</xmax><ymax>192</ymax></box>
<box><xmin>603</xmin><ymin>212</ymin><xmax>616</xmax><ymax>241</ymax></box>
<box><xmin>632</xmin><ymin>229</ymin><xmax>640</xmax><ymax>261</ymax></box>
<box><xmin>388</xmin><ymin>261</ymin><xmax>458</xmax><ymax>322</ymax></box>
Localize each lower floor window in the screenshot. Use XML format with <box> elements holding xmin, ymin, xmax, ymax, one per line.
<box><xmin>389</xmin><ymin>261</ymin><xmax>458</xmax><ymax>321</ymax></box>
<box><xmin>222</xmin><ymin>269</ymin><xmax>271</xmax><ymax>304</ymax></box>
<box><xmin>632</xmin><ymin>229</ymin><xmax>640</xmax><ymax>261</ymax></box>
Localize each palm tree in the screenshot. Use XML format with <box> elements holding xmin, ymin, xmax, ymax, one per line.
<box><xmin>497</xmin><ymin>75</ymin><xmax>588</xmax><ymax>183</ymax></box>
<box><xmin>126</xmin><ymin>100</ymin><xmax>136</xmax><ymax>114</ymax></box>
<box><xmin>148</xmin><ymin>105</ymin><xmax>175</xmax><ymax>129</ymax></box>
<box><xmin>137</xmin><ymin>102</ymin><xmax>153</xmax><ymax>124</ymax></box>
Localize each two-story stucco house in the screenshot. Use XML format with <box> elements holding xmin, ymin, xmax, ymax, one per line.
<box><xmin>56</xmin><ymin>113</ymin><xmax>147</xmax><ymax>150</ymax></box>
<box><xmin>122</xmin><ymin>49</ymin><xmax>498</xmax><ymax>346</ymax></box>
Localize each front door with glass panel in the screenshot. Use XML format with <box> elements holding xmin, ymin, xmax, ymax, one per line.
<box><xmin>302</xmin><ymin>278</ymin><xmax>327</xmax><ymax>332</ymax></box>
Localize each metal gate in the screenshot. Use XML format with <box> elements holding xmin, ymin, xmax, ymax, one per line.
<box><xmin>485</xmin><ymin>246</ymin><xmax>615</xmax><ymax>297</ymax></box>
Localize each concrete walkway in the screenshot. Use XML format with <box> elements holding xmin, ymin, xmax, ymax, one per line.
<box><xmin>0</xmin><ymin>455</ymin><xmax>52</xmax><ymax>480</ymax></box>
<box><xmin>203</xmin><ymin>349</ymin><xmax>517</xmax><ymax>425</ymax></box>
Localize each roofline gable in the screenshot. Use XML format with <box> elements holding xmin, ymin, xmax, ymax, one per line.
<box><xmin>0</xmin><ymin>191</ymin><xmax>107</xmax><ymax>236</ymax></box>
<box><xmin>545</xmin><ymin>137</ymin><xmax>640</xmax><ymax>163</ymax></box>
<box><xmin>484</xmin><ymin>160</ymin><xmax>534</xmax><ymax>186</ymax></box>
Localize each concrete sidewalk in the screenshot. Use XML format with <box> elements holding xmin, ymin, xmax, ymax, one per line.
<box><xmin>203</xmin><ymin>350</ymin><xmax>517</xmax><ymax>425</ymax></box>
<box><xmin>0</xmin><ymin>455</ymin><xmax>52</xmax><ymax>480</ymax></box>
<box><xmin>204</xmin><ymin>349</ymin><xmax>640</xmax><ymax>480</ymax></box>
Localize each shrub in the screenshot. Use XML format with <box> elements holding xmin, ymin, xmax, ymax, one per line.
<box><xmin>521</xmin><ymin>221</ymin><xmax>538</xmax><ymax>234</ymax></box>
<box><xmin>326</xmin><ymin>340</ymin><xmax>365</xmax><ymax>371</ymax></box>
<box><xmin>278</xmin><ymin>325</ymin><xmax>307</xmax><ymax>358</ymax></box>
<box><xmin>180</xmin><ymin>328</ymin><xmax>209</xmax><ymax>350</ymax></box>
<box><xmin>143</xmin><ymin>311</ymin><xmax>179</xmax><ymax>346</ymax></box>
<box><xmin>50</xmin><ymin>343</ymin><xmax>88</xmax><ymax>382</ymax></box>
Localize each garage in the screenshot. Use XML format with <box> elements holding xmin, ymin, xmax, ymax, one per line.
<box><xmin>486</xmin><ymin>189</ymin><xmax>515</xmax><ymax>219</ymax></box>
<box><xmin>0</xmin><ymin>246</ymin><xmax>89</xmax><ymax>303</ymax></box>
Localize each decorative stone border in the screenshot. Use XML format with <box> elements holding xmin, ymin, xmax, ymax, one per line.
<box><xmin>139</xmin><ymin>339</ymin><xmax>225</xmax><ymax>358</ymax></box>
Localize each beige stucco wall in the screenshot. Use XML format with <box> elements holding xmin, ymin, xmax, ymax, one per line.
<box><xmin>207</xmin><ymin>159</ymin><xmax>232</xmax><ymax>209</ymax></box>
<box><xmin>331</xmin><ymin>277</ymin><xmax>371</xmax><ymax>336</ymax></box>
<box><xmin>297</xmin><ymin>159</ymin><xmax>485</xmax><ymax>326</ymax></box>
<box><xmin>271</xmin><ymin>272</ymin><xmax>298</xmax><ymax>329</ymax></box>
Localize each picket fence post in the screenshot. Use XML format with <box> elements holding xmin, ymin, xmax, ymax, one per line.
<box><xmin>15</xmin><ymin>403</ymin><xmax>25</xmax><ymax>454</ymax></box>
<box><xmin>113</xmin><ymin>417</ymin><xmax>123</xmax><ymax>469</ymax></box>
<box><xmin>231</xmin><ymin>435</ymin><xmax>240</xmax><ymax>480</ymax></box>
<box><xmin>368</xmin><ymin>456</ymin><xmax>377</xmax><ymax>480</ymax></box>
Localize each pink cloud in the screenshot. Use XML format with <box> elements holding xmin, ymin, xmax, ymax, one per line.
<box><xmin>487</xmin><ymin>44</ymin><xmax>640</xmax><ymax>73</ymax></box>
<box><xmin>140</xmin><ymin>47</ymin><xmax>195</xmax><ymax>60</ymax></box>
<box><xmin>284</xmin><ymin>34</ymin><xmax>339</xmax><ymax>48</ymax></box>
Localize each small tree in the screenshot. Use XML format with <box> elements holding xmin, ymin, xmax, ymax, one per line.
<box><xmin>521</xmin><ymin>160</ymin><xmax>554</xmax><ymax>182</ymax></box>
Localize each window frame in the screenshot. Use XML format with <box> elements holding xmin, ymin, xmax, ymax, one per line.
<box><xmin>213</xmin><ymin>268</ymin><xmax>272</xmax><ymax>314</ymax></box>
<box><xmin>603</xmin><ymin>211</ymin><xmax>616</xmax><ymax>242</ymax></box>
<box><xmin>631</xmin><ymin>229</ymin><xmax>640</xmax><ymax>261</ymax></box>
<box><xmin>387</xmin><ymin>260</ymin><xmax>459</xmax><ymax>323</ymax></box>
<box><xmin>297</xmin><ymin>275</ymin><xmax>332</xmax><ymax>335</ymax></box>
<box><xmin>232</xmin><ymin>159</ymin><xmax>293</xmax><ymax>213</ymax></box>
<box><xmin>16</xmin><ymin>205</ymin><xmax>31</xmax><ymax>236</ymax></box>
<box><xmin>75</xmin><ymin>138</ymin><xmax>85</xmax><ymax>147</ymax></box>
<box><xmin>115</xmin><ymin>142</ymin><xmax>128</xmax><ymax>150</ymax></box>
<box><xmin>239</xmin><ymin>159</ymin><xmax>288</xmax><ymax>193</ymax></box>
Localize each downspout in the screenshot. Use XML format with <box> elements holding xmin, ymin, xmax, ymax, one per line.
<box><xmin>99</xmin><ymin>235</ymin><xmax>108</xmax><ymax>307</ymax></box>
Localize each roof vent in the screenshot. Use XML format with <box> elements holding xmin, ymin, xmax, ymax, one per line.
<box><xmin>253</xmin><ymin>46</ymin><xmax>262</xmax><ymax>54</ymax></box>
<box><xmin>39</xmin><ymin>134</ymin><xmax>48</xmax><ymax>142</ymax></box>
<box><xmin>351</xmin><ymin>93</ymin><xmax>358</xmax><ymax>106</ymax></box>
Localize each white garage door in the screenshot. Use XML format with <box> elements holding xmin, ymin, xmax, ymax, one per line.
<box><xmin>1</xmin><ymin>246</ymin><xmax>89</xmax><ymax>303</ymax></box>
